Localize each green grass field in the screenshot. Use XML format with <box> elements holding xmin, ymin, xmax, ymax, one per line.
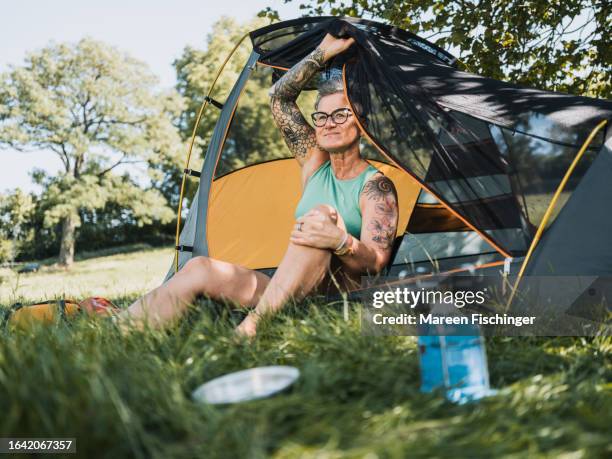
<box><xmin>0</xmin><ymin>247</ymin><xmax>610</xmax><ymax>458</ymax></box>
<box><xmin>0</xmin><ymin>245</ymin><xmax>172</xmax><ymax>306</ymax></box>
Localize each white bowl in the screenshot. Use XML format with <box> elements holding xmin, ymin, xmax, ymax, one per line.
<box><xmin>192</xmin><ymin>366</ymin><xmax>300</xmax><ymax>405</ymax></box>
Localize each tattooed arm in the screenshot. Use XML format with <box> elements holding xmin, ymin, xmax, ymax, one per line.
<box><xmin>268</xmin><ymin>48</ymin><xmax>323</xmax><ymax>166</ymax></box>
<box><xmin>337</xmin><ymin>173</ymin><xmax>399</xmax><ymax>275</ymax></box>
<box><xmin>269</xmin><ymin>34</ymin><xmax>354</xmax><ymax>167</ymax></box>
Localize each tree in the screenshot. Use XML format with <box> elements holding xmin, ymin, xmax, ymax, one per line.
<box><xmin>0</xmin><ymin>189</ymin><xmax>35</xmax><ymax>263</ymax></box>
<box><xmin>261</xmin><ymin>0</ymin><xmax>610</xmax><ymax>98</ymax></box>
<box><xmin>0</xmin><ymin>38</ymin><xmax>186</xmax><ymax>266</ymax></box>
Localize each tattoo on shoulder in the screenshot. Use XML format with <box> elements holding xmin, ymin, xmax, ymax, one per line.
<box><xmin>363</xmin><ymin>175</ymin><xmax>398</xmax><ymax>201</ymax></box>
<box><xmin>363</xmin><ymin>174</ymin><xmax>399</xmax><ymax>250</ymax></box>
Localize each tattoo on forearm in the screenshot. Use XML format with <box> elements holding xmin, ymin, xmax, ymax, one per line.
<box><xmin>269</xmin><ymin>48</ymin><xmax>325</xmax><ymax>159</ymax></box>
<box><xmin>270</xmin><ymin>48</ymin><xmax>325</xmax><ymax>100</ymax></box>
<box><xmin>364</xmin><ymin>175</ymin><xmax>398</xmax><ymax>250</ymax></box>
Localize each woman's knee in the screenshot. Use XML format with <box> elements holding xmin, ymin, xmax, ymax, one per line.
<box><xmin>310</xmin><ymin>204</ymin><xmax>346</xmax><ymax>231</ymax></box>
<box><xmin>181</xmin><ymin>256</ymin><xmax>211</xmax><ymax>276</ymax></box>
<box><xmin>311</xmin><ymin>204</ymin><xmax>338</xmax><ymax>223</ymax></box>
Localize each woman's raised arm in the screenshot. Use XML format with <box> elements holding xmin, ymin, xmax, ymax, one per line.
<box><xmin>269</xmin><ymin>34</ymin><xmax>354</xmax><ymax>167</ymax></box>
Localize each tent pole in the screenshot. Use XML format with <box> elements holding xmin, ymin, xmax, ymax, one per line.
<box><xmin>174</xmin><ymin>32</ymin><xmax>250</xmax><ymax>272</ymax></box>
<box><xmin>506</xmin><ymin>119</ymin><xmax>608</xmax><ymax>306</ymax></box>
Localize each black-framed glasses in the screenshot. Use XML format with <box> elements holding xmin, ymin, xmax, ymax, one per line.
<box><xmin>311</xmin><ymin>108</ymin><xmax>353</xmax><ymax>127</ymax></box>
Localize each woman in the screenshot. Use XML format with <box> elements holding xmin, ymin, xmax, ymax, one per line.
<box><xmin>117</xmin><ymin>34</ymin><xmax>399</xmax><ymax>337</ymax></box>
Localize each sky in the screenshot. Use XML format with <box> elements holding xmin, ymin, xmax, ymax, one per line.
<box><xmin>0</xmin><ymin>0</ymin><xmax>303</xmax><ymax>193</ymax></box>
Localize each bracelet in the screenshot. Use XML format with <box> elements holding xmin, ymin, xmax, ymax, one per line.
<box><xmin>334</xmin><ymin>231</ymin><xmax>348</xmax><ymax>252</ymax></box>
<box><xmin>334</xmin><ymin>232</ymin><xmax>352</xmax><ymax>256</ymax></box>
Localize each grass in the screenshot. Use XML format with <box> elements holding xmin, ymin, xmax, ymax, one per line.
<box><xmin>0</xmin><ymin>248</ymin><xmax>610</xmax><ymax>458</ymax></box>
<box><xmin>0</xmin><ymin>245</ymin><xmax>172</xmax><ymax>306</ymax></box>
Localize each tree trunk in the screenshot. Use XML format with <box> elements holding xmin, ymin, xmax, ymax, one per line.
<box><xmin>58</xmin><ymin>214</ymin><xmax>77</xmax><ymax>267</ymax></box>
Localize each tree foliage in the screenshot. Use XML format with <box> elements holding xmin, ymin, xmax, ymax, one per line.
<box><xmin>0</xmin><ymin>38</ymin><xmax>186</xmax><ymax>265</ymax></box>
<box><xmin>0</xmin><ymin>186</ymin><xmax>175</xmax><ymax>263</ymax></box>
<box><xmin>0</xmin><ymin>189</ymin><xmax>35</xmax><ymax>263</ymax></box>
<box><xmin>262</xmin><ymin>0</ymin><xmax>610</xmax><ymax>97</ymax></box>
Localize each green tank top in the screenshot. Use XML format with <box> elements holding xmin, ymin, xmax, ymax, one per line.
<box><xmin>295</xmin><ymin>161</ymin><xmax>379</xmax><ymax>238</ymax></box>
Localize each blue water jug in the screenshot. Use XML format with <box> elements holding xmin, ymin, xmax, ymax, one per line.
<box><xmin>418</xmin><ymin>324</ymin><xmax>496</xmax><ymax>404</ymax></box>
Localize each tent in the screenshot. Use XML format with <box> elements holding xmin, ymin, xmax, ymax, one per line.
<box><xmin>166</xmin><ymin>16</ymin><xmax>612</xmax><ymax>301</ymax></box>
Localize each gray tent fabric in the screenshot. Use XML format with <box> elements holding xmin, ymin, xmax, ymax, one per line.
<box><xmin>511</xmin><ymin>128</ymin><xmax>612</xmax><ymax>322</ymax></box>
<box><xmin>163</xmin><ymin>51</ymin><xmax>260</xmax><ymax>282</ymax></box>
<box><xmin>525</xmin><ymin>128</ymin><xmax>612</xmax><ymax>276</ymax></box>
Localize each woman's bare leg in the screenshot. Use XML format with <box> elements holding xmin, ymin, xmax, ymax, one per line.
<box><xmin>235</xmin><ymin>240</ymin><xmax>333</xmax><ymax>337</ymax></box>
<box><xmin>256</xmin><ymin>241</ymin><xmax>332</xmax><ymax>312</ymax></box>
<box><xmin>238</xmin><ymin>205</ymin><xmax>345</xmax><ymax>334</ymax></box>
<box><xmin>118</xmin><ymin>257</ymin><xmax>271</xmax><ymax>330</ymax></box>
<box><xmin>120</xmin><ymin>205</ymin><xmax>347</xmax><ymax>332</ymax></box>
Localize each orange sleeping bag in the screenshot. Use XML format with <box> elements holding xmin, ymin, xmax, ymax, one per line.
<box><xmin>2</xmin><ymin>297</ymin><xmax>119</xmax><ymax>329</ymax></box>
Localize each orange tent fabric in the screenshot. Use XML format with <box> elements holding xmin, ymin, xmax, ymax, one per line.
<box><xmin>207</xmin><ymin>159</ymin><xmax>421</xmax><ymax>269</ymax></box>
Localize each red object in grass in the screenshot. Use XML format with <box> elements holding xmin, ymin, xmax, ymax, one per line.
<box><xmin>78</xmin><ymin>297</ymin><xmax>120</xmax><ymax>316</ymax></box>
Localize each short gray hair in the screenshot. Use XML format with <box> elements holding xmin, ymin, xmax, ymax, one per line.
<box><xmin>314</xmin><ymin>74</ymin><xmax>367</xmax><ymax>126</ymax></box>
<box><xmin>314</xmin><ymin>76</ymin><xmax>344</xmax><ymax>110</ymax></box>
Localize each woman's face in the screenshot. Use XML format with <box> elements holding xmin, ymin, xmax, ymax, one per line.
<box><xmin>313</xmin><ymin>92</ymin><xmax>361</xmax><ymax>153</ymax></box>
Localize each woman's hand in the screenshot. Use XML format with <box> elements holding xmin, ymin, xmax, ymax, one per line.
<box><xmin>318</xmin><ymin>33</ymin><xmax>355</xmax><ymax>62</ymax></box>
<box><xmin>290</xmin><ymin>208</ymin><xmax>345</xmax><ymax>250</ymax></box>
